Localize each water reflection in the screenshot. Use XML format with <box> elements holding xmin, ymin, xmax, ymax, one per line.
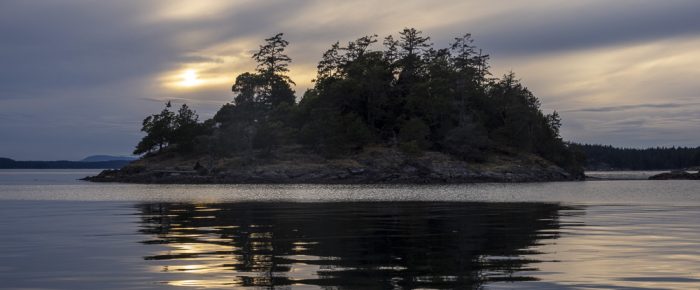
<box><xmin>137</xmin><ymin>202</ymin><xmax>579</xmax><ymax>289</ymax></box>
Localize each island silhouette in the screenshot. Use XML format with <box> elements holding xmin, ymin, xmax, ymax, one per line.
<box><xmin>87</xmin><ymin>29</ymin><xmax>586</xmax><ymax>183</ymax></box>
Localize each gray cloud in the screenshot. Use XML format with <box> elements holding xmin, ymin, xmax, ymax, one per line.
<box><xmin>1</xmin><ymin>0</ymin><xmax>699</xmax><ymax>159</ymax></box>
<box><xmin>562</xmin><ymin>106</ymin><xmax>700</xmax><ymax>148</ymax></box>
<box><xmin>469</xmin><ymin>0</ymin><xmax>700</xmax><ymax>56</ymax></box>
<box><xmin>565</xmin><ymin>102</ymin><xmax>700</xmax><ymax>113</ymax></box>
<box><xmin>176</xmin><ymin>55</ymin><xmax>224</xmax><ymax>64</ymax></box>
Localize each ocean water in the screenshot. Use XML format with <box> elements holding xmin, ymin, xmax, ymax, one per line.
<box><xmin>0</xmin><ymin>169</ymin><xmax>699</xmax><ymax>289</ymax></box>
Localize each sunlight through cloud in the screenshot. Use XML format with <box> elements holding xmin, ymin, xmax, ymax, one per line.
<box><xmin>180</xmin><ymin>69</ymin><xmax>200</xmax><ymax>87</ymax></box>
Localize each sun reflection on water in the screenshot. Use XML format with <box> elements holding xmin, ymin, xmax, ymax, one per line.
<box><xmin>137</xmin><ymin>202</ymin><xmax>568</xmax><ymax>289</ymax></box>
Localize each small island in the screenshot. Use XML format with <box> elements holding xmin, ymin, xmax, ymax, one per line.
<box><xmin>649</xmin><ymin>170</ymin><xmax>700</xmax><ymax>180</ymax></box>
<box><xmin>86</xmin><ymin>29</ymin><xmax>585</xmax><ymax>184</ymax></box>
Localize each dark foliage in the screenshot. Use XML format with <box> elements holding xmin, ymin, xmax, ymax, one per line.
<box><xmin>573</xmin><ymin>143</ymin><xmax>700</xmax><ymax>170</ymax></box>
<box><xmin>133</xmin><ymin>29</ymin><xmax>582</xmax><ymax>171</ymax></box>
<box><xmin>134</xmin><ymin>102</ymin><xmax>205</xmax><ymax>155</ymax></box>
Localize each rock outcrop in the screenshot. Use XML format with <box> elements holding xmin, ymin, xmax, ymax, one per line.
<box><xmin>84</xmin><ymin>147</ymin><xmax>582</xmax><ymax>184</ymax></box>
<box><xmin>649</xmin><ymin>170</ymin><xmax>700</xmax><ymax>180</ymax></box>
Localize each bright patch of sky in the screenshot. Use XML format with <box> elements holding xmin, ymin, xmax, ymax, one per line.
<box><xmin>1</xmin><ymin>0</ymin><xmax>699</xmax><ymax>159</ymax></box>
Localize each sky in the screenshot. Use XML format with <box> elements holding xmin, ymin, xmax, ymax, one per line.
<box><xmin>1</xmin><ymin>0</ymin><xmax>700</xmax><ymax>160</ymax></box>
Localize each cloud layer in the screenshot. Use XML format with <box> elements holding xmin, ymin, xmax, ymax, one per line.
<box><xmin>1</xmin><ymin>0</ymin><xmax>699</xmax><ymax>159</ymax></box>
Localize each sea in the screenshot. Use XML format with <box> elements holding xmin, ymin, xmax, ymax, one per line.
<box><xmin>1</xmin><ymin>169</ymin><xmax>699</xmax><ymax>289</ymax></box>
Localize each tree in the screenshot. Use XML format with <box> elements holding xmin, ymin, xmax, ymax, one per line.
<box><xmin>484</xmin><ymin>73</ymin><xmax>543</xmax><ymax>151</ymax></box>
<box><xmin>574</xmin><ymin>143</ymin><xmax>700</xmax><ymax>170</ymax></box>
<box><xmin>215</xmin><ymin>33</ymin><xmax>298</xmax><ymax>154</ymax></box>
<box><xmin>130</xmin><ymin>30</ymin><xmax>584</xmax><ymax>174</ymax></box>
<box><xmin>133</xmin><ymin>102</ymin><xmax>204</xmax><ymax>155</ymax></box>
<box><xmin>170</xmin><ymin>104</ymin><xmax>202</xmax><ymax>153</ymax></box>
<box><xmin>450</xmin><ymin>34</ymin><xmax>489</xmax><ymax>83</ymax></box>
<box><xmin>317</xmin><ymin>41</ymin><xmax>345</xmax><ymax>80</ymax></box>
<box><xmin>232</xmin><ymin>33</ymin><xmax>295</xmax><ymax>114</ymax></box>
<box><xmin>253</xmin><ymin>33</ymin><xmax>293</xmax><ymax>82</ymax></box>
<box><xmin>693</xmin><ymin>150</ymin><xmax>700</xmax><ymax>167</ymax></box>
<box><xmin>398</xmin><ymin>28</ymin><xmax>431</xmax><ymax>60</ymax></box>
<box><xmin>382</xmin><ymin>35</ymin><xmax>400</xmax><ymax>64</ymax></box>
<box><xmin>134</xmin><ymin>102</ymin><xmax>175</xmax><ymax>155</ymax></box>
<box><xmin>441</xmin><ymin>121</ymin><xmax>490</xmax><ymax>162</ymax></box>
<box><xmin>398</xmin><ymin>118</ymin><xmax>431</xmax><ymax>155</ymax></box>
<box><xmin>345</xmin><ymin>35</ymin><xmax>377</xmax><ymax>61</ymax></box>
<box><xmin>298</xmin><ymin>111</ymin><xmax>366</xmax><ymax>156</ymax></box>
<box><xmin>546</xmin><ymin>111</ymin><xmax>562</xmax><ymax>138</ymax></box>
<box><xmin>395</xmin><ymin>28</ymin><xmax>431</xmax><ymax>89</ymax></box>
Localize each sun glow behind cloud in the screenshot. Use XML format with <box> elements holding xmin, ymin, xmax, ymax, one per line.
<box><xmin>2</xmin><ymin>0</ymin><xmax>700</xmax><ymax>159</ymax></box>
<box><xmin>180</xmin><ymin>69</ymin><xmax>200</xmax><ymax>87</ymax></box>
<box><xmin>161</xmin><ymin>65</ymin><xmax>232</xmax><ymax>91</ymax></box>
<box><xmin>155</xmin><ymin>20</ymin><xmax>700</xmax><ymax>147</ymax></box>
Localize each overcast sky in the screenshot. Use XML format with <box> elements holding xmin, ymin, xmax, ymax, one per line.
<box><xmin>2</xmin><ymin>0</ymin><xmax>699</xmax><ymax>160</ymax></box>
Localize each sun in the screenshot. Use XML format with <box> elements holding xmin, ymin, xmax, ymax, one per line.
<box><xmin>180</xmin><ymin>69</ymin><xmax>201</xmax><ymax>87</ymax></box>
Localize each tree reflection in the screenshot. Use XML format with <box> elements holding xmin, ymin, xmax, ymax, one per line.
<box><xmin>137</xmin><ymin>202</ymin><xmax>575</xmax><ymax>289</ymax></box>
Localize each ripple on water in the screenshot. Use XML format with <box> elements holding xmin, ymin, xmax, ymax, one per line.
<box><xmin>1</xmin><ymin>170</ymin><xmax>700</xmax><ymax>289</ymax></box>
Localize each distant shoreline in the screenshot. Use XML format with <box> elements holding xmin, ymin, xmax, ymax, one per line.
<box><xmin>0</xmin><ymin>158</ymin><xmax>130</xmax><ymax>169</ymax></box>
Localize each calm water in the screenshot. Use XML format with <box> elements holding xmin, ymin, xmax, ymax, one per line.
<box><xmin>1</xmin><ymin>170</ymin><xmax>699</xmax><ymax>289</ymax></box>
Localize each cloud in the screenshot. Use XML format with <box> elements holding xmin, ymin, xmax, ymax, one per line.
<box><xmin>565</xmin><ymin>102</ymin><xmax>700</xmax><ymax>113</ymax></box>
<box><xmin>176</xmin><ymin>55</ymin><xmax>224</xmax><ymax>64</ymax></box>
<box><xmin>1</xmin><ymin>0</ymin><xmax>700</xmax><ymax>159</ymax></box>
<box><xmin>470</xmin><ymin>0</ymin><xmax>700</xmax><ymax>56</ymax></box>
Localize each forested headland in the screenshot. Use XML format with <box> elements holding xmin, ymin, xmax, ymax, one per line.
<box><xmin>87</xmin><ymin>29</ymin><xmax>585</xmax><ymax>183</ymax></box>
<box><xmin>573</xmin><ymin>144</ymin><xmax>700</xmax><ymax>170</ymax></box>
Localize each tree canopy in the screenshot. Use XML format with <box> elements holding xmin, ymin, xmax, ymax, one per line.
<box><xmin>573</xmin><ymin>144</ymin><xmax>700</xmax><ymax>170</ymax></box>
<box><xmin>134</xmin><ymin>102</ymin><xmax>203</xmax><ymax>155</ymax></box>
<box><xmin>133</xmin><ymin>29</ymin><xmax>583</xmax><ymax>172</ymax></box>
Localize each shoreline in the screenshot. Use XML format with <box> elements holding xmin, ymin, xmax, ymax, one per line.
<box><xmin>83</xmin><ymin>148</ymin><xmax>581</xmax><ymax>184</ymax></box>
<box><xmin>83</xmin><ymin>170</ymin><xmax>577</xmax><ymax>184</ymax></box>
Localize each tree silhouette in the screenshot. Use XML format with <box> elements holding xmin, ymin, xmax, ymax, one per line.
<box><xmin>134</xmin><ymin>102</ymin><xmax>175</xmax><ymax>154</ymax></box>
<box><xmin>132</xmin><ymin>29</ymin><xmax>584</xmax><ymax>172</ymax></box>
<box><xmin>134</xmin><ymin>102</ymin><xmax>203</xmax><ymax>155</ymax></box>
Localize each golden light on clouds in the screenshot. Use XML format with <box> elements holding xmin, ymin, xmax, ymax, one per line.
<box><xmin>180</xmin><ymin>69</ymin><xmax>201</xmax><ymax>87</ymax></box>
<box><xmin>159</xmin><ymin>52</ymin><xmax>316</xmax><ymax>96</ymax></box>
<box><xmin>161</xmin><ymin>66</ymin><xmax>232</xmax><ymax>91</ymax></box>
<box><xmin>491</xmin><ymin>36</ymin><xmax>700</xmax><ymax>110</ymax></box>
<box><xmin>145</xmin><ymin>0</ymin><xmax>240</xmax><ymax>22</ymax></box>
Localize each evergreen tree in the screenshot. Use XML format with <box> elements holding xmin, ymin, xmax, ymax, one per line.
<box><xmin>133</xmin><ymin>102</ymin><xmax>203</xmax><ymax>155</ymax></box>
<box><xmin>396</xmin><ymin>28</ymin><xmax>431</xmax><ymax>94</ymax></box>
<box><xmin>131</xmin><ymin>29</ymin><xmax>588</xmax><ymax>173</ymax></box>
<box><xmin>573</xmin><ymin>144</ymin><xmax>700</xmax><ymax>170</ymax></box>
<box><xmin>134</xmin><ymin>102</ymin><xmax>175</xmax><ymax>155</ymax></box>
<box><xmin>253</xmin><ymin>33</ymin><xmax>293</xmax><ymax>83</ymax></box>
<box><xmin>171</xmin><ymin>103</ymin><xmax>202</xmax><ymax>153</ymax></box>
<box><xmin>234</xmin><ymin>33</ymin><xmax>296</xmax><ymax>112</ymax></box>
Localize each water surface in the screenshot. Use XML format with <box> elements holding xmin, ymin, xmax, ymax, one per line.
<box><xmin>1</xmin><ymin>169</ymin><xmax>699</xmax><ymax>289</ymax></box>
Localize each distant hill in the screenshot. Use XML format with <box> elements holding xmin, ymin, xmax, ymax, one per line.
<box><xmin>0</xmin><ymin>157</ymin><xmax>131</xmax><ymax>169</ymax></box>
<box><xmin>81</xmin><ymin>155</ymin><xmax>137</xmax><ymax>162</ymax></box>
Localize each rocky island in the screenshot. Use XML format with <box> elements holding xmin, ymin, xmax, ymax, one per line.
<box><xmin>85</xmin><ymin>146</ymin><xmax>576</xmax><ymax>184</ymax></box>
<box><xmin>649</xmin><ymin>170</ymin><xmax>700</xmax><ymax>180</ymax></box>
<box><xmin>86</xmin><ymin>29</ymin><xmax>585</xmax><ymax>184</ymax></box>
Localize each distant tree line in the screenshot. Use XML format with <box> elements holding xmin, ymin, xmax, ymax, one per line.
<box><xmin>572</xmin><ymin>144</ymin><xmax>700</xmax><ymax>170</ymax></box>
<box><xmin>134</xmin><ymin>29</ymin><xmax>583</xmax><ymax>172</ymax></box>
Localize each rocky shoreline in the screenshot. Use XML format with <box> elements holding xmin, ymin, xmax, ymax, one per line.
<box><xmin>84</xmin><ymin>147</ymin><xmax>582</xmax><ymax>184</ymax></box>
<box><xmin>649</xmin><ymin>170</ymin><xmax>700</xmax><ymax>180</ymax></box>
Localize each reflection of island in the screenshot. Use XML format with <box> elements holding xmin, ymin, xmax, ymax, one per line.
<box><xmin>137</xmin><ymin>202</ymin><xmax>577</xmax><ymax>289</ymax></box>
